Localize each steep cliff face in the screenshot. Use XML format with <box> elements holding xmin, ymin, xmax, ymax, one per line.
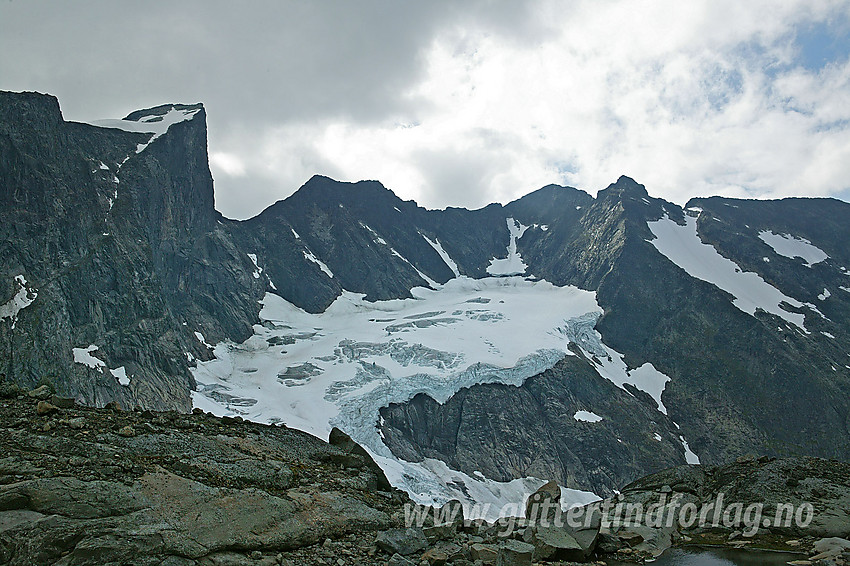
<box><xmin>379</xmin><ymin>355</ymin><xmax>687</xmax><ymax>497</ymax></box>
<box><xmin>0</xmin><ymin>92</ymin><xmax>264</xmax><ymax>411</ymax></box>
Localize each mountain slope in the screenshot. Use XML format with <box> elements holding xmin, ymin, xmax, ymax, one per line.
<box><xmin>378</xmin><ymin>179</ymin><xmax>850</xmax><ymax>496</ymax></box>
<box><xmin>2</xmin><ymin>91</ymin><xmax>849</xmax><ymax>506</ymax></box>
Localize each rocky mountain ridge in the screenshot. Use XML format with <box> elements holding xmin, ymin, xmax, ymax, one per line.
<box><xmin>2</xmin><ymin>90</ymin><xmax>850</xmax><ymax>504</ymax></box>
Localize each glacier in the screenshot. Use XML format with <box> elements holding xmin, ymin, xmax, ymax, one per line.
<box><xmin>192</xmin><ymin>275</ymin><xmax>693</xmax><ymax>515</ymax></box>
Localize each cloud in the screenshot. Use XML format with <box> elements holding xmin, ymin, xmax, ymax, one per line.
<box><xmin>2</xmin><ymin>0</ymin><xmax>849</xmax><ymax>218</ymax></box>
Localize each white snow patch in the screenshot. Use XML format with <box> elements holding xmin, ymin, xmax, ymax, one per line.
<box><xmin>574</xmin><ymin>410</ymin><xmax>603</xmax><ymax>423</ymax></box>
<box><xmin>73</xmin><ymin>345</ymin><xmax>105</xmax><ymax>372</ymax></box>
<box><xmin>192</xmin><ymin>276</ymin><xmax>601</xmax><ymax>509</ymax></box>
<box><xmin>247</xmin><ymin>253</ymin><xmax>262</xmax><ymax>279</ymax></box>
<box><xmin>390</xmin><ymin>248</ymin><xmax>439</xmax><ymax>288</ymax></box>
<box><xmin>360</xmin><ymin>223</ymin><xmax>387</xmax><ymax>245</ymax></box>
<box><xmin>110</xmin><ymin>366</ymin><xmax>130</xmax><ymax>386</ymax></box>
<box><xmin>822</xmin><ymin>332</ymin><xmax>835</xmax><ymax>339</ymax></box>
<box><xmin>291</xmin><ymin>228</ymin><xmax>300</xmax><ymax>239</ymax></box>
<box><xmin>653</xmin><ymin>433</ymin><xmax>662</xmax><ymax>442</ymax></box>
<box><xmin>841</xmin><ymin>287</ymin><xmax>850</xmax><ymax>293</ymax></box>
<box><xmin>819</xmin><ymin>288</ymin><xmax>831</xmax><ymax>300</ymax></box>
<box><xmin>98</xmin><ymin>161</ymin><xmax>109</xmax><ymax>170</ymax></box>
<box><xmin>303</xmin><ymin>250</ymin><xmax>334</xmax><ymax>278</ymax></box>
<box><xmin>421</xmin><ymin>234</ymin><xmax>461</xmax><ymax>278</ymax></box>
<box><xmin>487</xmin><ymin>218</ymin><xmax>529</xmax><ymax>276</ymax></box>
<box><xmin>107</xmin><ymin>187</ymin><xmax>118</xmax><ymax>211</ymax></box>
<box><xmin>758</xmin><ymin>231</ymin><xmax>828</xmax><ymax>267</ymax></box>
<box><xmin>0</xmin><ymin>275</ymin><xmax>37</xmax><ymax>328</ymax></box>
<box><xmin>375</xmin><ymin>457</ymin><xmax>597</xmax><ymax>520</ymax></box>
<box><xmin>628</xmin><ymin>364</ymin><xmax>671</xmax><ymax>415</ymax></box>
<box><xmin>194</xmin><ymin>332</ymin><xmax>213</xmax><ymax>349</ymax></box>
<box><xmin>648</xmin><ymin>215</ymin><xmax>812</xmax><ymax>331</ymax></box>
<box><xmin>681</xmin><ymin>436</ymin><xmax>700</xmax><ymax>464</ymax></box>
<box><xmin>566</xmin><ymin>315</ymin><xmax>671</xmax><ymax>416</ymax></box>
<box><xmin>88</xmin><ymin>107</ymin><xmax>201</xmax><ymax>154</ymax></box>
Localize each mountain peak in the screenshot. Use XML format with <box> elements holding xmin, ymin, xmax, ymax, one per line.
<box><xmin>599</xmin><ymin>175</ymin><xmax>649</xmax><ymax>198</ymax></box>
<box><xmin>288</xmin><ymin>175</ymin><xmax>399</xmax><ymax>207</ymax></box>
<box><xmin>0</xmin><ymin>90</ymin><xmax>63</xmax><ymax>132</ymax></box>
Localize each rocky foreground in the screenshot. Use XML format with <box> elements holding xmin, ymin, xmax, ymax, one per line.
<box><xmin>2</xmin><ymin>380</ymin><xmax>850</xmax><ymax>566</ymax></box>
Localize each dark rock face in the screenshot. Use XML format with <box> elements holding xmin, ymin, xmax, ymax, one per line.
<box><xmin>0</xmin><ymin>92</ymin><xmax>265</xmax><ymax>411</ymax></box>
<box><xmin>379</xmin><ymin>355</ymin><xmax>687</xmax><ymax>497</ymax></box>
<box><xmin>2</xmin><ymin>90</ymin><xmax>850</xmax><ymax>507</ymax></box>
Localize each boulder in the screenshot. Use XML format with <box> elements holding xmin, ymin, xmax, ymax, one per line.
<box><xmin>497</xmin><ymin>539</ymin><xmax>534</xmax><ymax>566</ymax></box>
<box><xmin>49</xmin><ymin>395</ymin><xmax>77</xmax><ymax>409</ymax></box>
<box><xmin>328</xmin><ymin>427</ymin><xmax>392</xmax><ymax>490</ymax></box>
<box><xmin>27</xmin><ymin>385</ymin><xmax>52</xmax><ymax>401</ymax></box>
<box><xmin>531</xmin><ymin>526</ymin><xmax>583</xmax><ymax>562</ymax></box>
<box><xmin>434</xmin><ymin>499</ymin><xmax>465</xmax><ymax>526</ymax></box>
<box><xmin>375</xmin><ymin>528</ymin><xmax>428</xmax><ymax>556</ymax></box>
<box><xmin>470</xmin><ymin>542</ymin><xmax>499</xmax><ymax>564</ymax></box>
<box><xmin>811</xmin><ymin>537</ymin><xmax>850</xmax><ymax>561</ymax></box>
<box><xmin>596</xmin><ymin>531</ymin><xmax>625</xmax><ymax>554</ymax></box>
<box><xmin>36</xmin><ymin>401</ymin><xmax>58</xmax><ymax>415</ymax></box>
<box><xmin>421</xmin><ymin>546</ymin><xmax>448</xmax><ymax>566</ymax></box>
<box><xmin>525</xmin><ymin>480</ymin><xmax>561</xmax><ymax>524</ymax></box>
<box><xmin>619</xmin><ymin>530</ymin><xmax>644</xmax><ymax>547</ymax></box>
<box><xmin>423</xmin><ymin>522</ymin><xmax>456</xmax><ymax>543</ymax></box>
<box><xmin>0</xmin><ymin>381</ymin><xmax>22</xmax><ymax>399</ymax></box>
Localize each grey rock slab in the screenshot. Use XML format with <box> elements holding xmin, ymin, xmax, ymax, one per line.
<box><xmin>497</xmin><ymin>539</ymin><xmax>534</xmax><ymax>566</ymax></box>
<box><xmin>375</xmin><ymin>527</ymin><xmax>428</xmax><ymax>556</ymax></box>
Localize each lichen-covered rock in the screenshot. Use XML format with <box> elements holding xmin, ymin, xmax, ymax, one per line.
<box><xmin>0</xmin><ymin>397</ymin><xmax>399</xmax><ymax>565</ymax></box>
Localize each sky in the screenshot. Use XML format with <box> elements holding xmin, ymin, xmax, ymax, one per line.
<box><xmin>1</xmin><ymin>0</ymin><xmax>849</xmax><ymax>219</ymax></box>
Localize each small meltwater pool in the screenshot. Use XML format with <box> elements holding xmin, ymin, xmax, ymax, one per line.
<box><xmin>607</xmin><ymin>546</ymin><xmax>807</xmax><ymax>566</ymax></box>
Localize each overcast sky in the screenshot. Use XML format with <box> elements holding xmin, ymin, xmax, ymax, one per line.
<box><xmin>2</xmin><ymin>1</ymin><xmax>849</xmax><ymax>219</ymax></box>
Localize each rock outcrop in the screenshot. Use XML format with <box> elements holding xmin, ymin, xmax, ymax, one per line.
<box><xmin>0</xmin><ymin>384</ymin><xmax>400</xmax><ymax>565</ymax></box>
<box><xmin>2</xmin><ymin>380</ymin><xmax>850</xmax><ymax>565</ymax></box>
<box><xmin>596</xmin><ymin>456</ymin><xmax>850</xmax><ymax>561</ymax></box>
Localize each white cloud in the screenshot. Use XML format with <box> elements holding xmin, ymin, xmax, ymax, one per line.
<box><xmin>2</xmin><ymin>0</ymin><xmax>848</xmax><ymax>218</ymax></box>
<box><xmin>214</xmin><ymin>0</ymin><xmax>850</xmax><ymax>216</ymax></box>
<box><xmin>210</xmin><ymin>152</ymin><xmax>246</xmax><ymax>177</ymax></box>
